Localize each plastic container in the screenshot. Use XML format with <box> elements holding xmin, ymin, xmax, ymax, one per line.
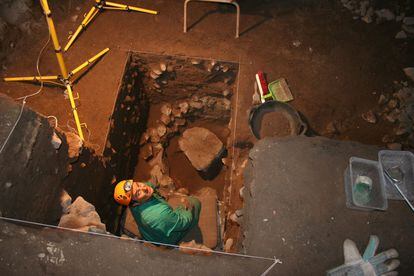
<box><xmin>344</xmin><ymin>157</ymin><xmax>388</xmax><ymax>211</ymax></box>
<box><xmin>378</xmin><ymin>150</ymin><xmax>414</xmax><ymax>201</ymax></box>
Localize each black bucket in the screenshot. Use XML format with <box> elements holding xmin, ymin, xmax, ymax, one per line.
<box><xmin>249</xmin><ymin>101</ymin><xmax>307</xmax><ymax>139</ymax></box>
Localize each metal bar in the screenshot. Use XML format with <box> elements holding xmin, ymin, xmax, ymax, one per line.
<box><xmin>4</xmin><ymin>75</ymin><xmax>59</xmax><ymax>82</ymax></box>
<box><xmin>69</xmin><ymin>48</ymin><xmax>110</xmax><ymax>77</ymax></box>
<box><xmin>105</xmin><ymin>1</ymin><xmax>158</xmax><ymax>14</ymax></box>
<box><xmin>65</xmin><ymin>84</ymin><xmax>85</xmax><ymax>140</ymax></box>
<box><xmin>64</xmin><ymin>6</ymin><xmax>99</xmax><ymax>52</ymax></box>
<box><xmin>40</xmin><ymin>0</ymin><xmax>69</xmax><ymax>79</ymax></box>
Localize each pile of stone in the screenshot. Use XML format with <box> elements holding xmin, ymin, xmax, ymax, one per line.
<box><xmin>58</xmin><ymin>194</ymin><xmax>107</xmax><ymax>234</ymax></box>
<box><xmin>340</xmin><ymin>0</ymin><xmax>414</xmax><ymax>39</ymax></box>
<box><xmin>362</xmin><ymin>82</ymin><xmax>414</xmax><ymax>150</ymax></box>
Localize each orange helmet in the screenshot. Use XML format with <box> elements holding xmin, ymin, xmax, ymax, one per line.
<box><xmin>114</xmin><ymin>180</ymin><xmax>133</xmax><ymax>206</ymax></box>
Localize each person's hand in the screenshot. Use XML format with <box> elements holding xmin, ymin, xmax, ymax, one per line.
<box><xmin>180</xmin><ymin>197</ymin><xmax>193</xmax><ymax>211</ymax></box>
<box><xmin>327</xmin><ymin>235</ymin><xmax>399</xmax><ymax>276</ymax></box>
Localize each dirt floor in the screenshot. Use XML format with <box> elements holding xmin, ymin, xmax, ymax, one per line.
<box><xmin>0</xmin><ymin>0</ymin><xmax>413</xmax><ymax>262</ymax></box>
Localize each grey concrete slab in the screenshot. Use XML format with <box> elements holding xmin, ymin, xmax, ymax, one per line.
<box><xmin>244</xmin><ymin>136</ymin><xmax>414</xmax><ymax>275</ymax></box>
<box><xmin>0</xmin><ymin>220</ymin><xmax>273</xmax><ymax>276</ymax></box>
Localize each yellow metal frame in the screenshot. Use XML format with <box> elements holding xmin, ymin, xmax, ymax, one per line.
<box><xmin>64</xmin><ymin>0</ymin><xmax>158</xmax><ymax>52</ymax></box>
<box><xmin>3</xmin><ymin>0</ymin><xmax>110</xmax><ymax>141</ymax></box>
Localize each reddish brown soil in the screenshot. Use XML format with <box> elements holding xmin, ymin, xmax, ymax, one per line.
<box><xmin>259</xmin><ymin>111</ymin><xmax>292</xmax><ymax>138</ymax></box>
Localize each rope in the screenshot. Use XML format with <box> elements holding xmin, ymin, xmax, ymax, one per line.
<box><xmin>0</xmin><ymin>215</ymin><xmax>281</xmax><ymax>268</ymax></box>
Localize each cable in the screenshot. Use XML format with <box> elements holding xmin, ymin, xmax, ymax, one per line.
<box><xmin>46</xmin><ymin>115</ymin><xmax>58</xmax><ymax>128</ymax></box>
<box><xmin>16</xmin><ymin>33</ymin><xmax>51</xmax><ymax>100</ymax></box>
<box><xmin>0</xmin><ymin>34</ymin><xmax>51</xmax><ymax>155</ymax></box>
<box><xmin>0</xmin><ymin>215</ymin><xmax>281</xmax><ymax>265</ymax></box>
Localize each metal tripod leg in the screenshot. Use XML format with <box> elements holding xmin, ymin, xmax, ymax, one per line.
<box><xmin>104</xmin><ymin>1</ymin><xmax>158</xmax><ymax>14</ymax></box>
<box><xmin>69</xmin><ymin>48</ymin><xmax>110</xmax><ymax>79</ymax></box>
<box><xmin>65</xmin><ymin>84</ymin><xmax>84</xmax><ymax>140</ymax></box>
<box><xmin>64</xmin><ymin>6</ymin><xmax>100</xmax><ymax>52</ymax></box>
<box><xmin>4</xmin><ymin>75</ymin><xmax>59</xmax><ymax>83</ymax></box>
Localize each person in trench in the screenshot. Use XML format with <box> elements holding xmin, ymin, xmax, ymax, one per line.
<box><xmin>114</xmin><ymin>180</ymin><xmax>201</xmax><ymax>245</ymax></box>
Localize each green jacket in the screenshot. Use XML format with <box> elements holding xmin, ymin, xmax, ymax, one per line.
<box><xmin>130</xmin><ymin>182</ymin><xmax>200</xmax><ymax>245</ymax></box>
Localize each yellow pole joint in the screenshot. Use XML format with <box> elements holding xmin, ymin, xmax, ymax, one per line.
<box><xmin>65</xmin><ymin>84</ymin><xmax>85</xmax><ymax>140</ymax></box>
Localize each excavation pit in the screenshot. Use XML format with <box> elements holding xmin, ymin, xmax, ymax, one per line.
<box><xmin>104</xmin><ymin>52</ymin><xmax>239</xmax><ymax>241</ymax></box>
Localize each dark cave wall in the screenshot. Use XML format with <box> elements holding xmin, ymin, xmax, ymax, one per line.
<box><xmin>0</xmin><ymin>94</ymin><xmax>119</xmax><ymax>231</ymax></box>
<box><xmin>103</xmin><ymin>52</ymin><xmax>149</xmax><ymax>183</ymax></box>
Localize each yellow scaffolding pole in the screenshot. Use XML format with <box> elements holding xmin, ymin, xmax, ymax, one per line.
<box><xmin>105</xmin><ymin>1</ymin><xmax>158</xmax><ymax>14</ymax></box>
<box><xmin>65</xmin><ymin>84</ymin><xmax>84</xmax><ymax>140</ymax></box>
<box><xmin>70</xmin><ymin>48</ymin><xmax>110</xmax><ymax>77</ymax></box>
<box><xmin>64</xmin><ymin>6</ymin><xmax>99</xmax><ymax>52</ymax></box>
<box><xmin>3</xmin><ymin>75</ymin><xmax>59</xmax><ymax>82</ymax></box>
<box><xmin>63</xmin><ymin>0</ymin><xmax>158</xmax><ymax>52</ymax></box>
<box><xmin>3</xmin><ymin>0</ymin><xmax>111</xmax><ymax>141</ymax></box>
<box><xmin>40</xmin><ymin>0</ymin><xmax>68</xmax><ymax>79</ymax></box>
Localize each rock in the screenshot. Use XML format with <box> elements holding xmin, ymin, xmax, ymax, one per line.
<box><xmin>235</xmin><ymin>209</ymin><xmax>243</xmax><ymax>217</ymax></box>
<box><xmin>395</xmin><ymin>126</ymin><xmax>409</xmax><ymax>136</ymax></box>
<box><xmin>292</xmin><ymin>40</ymin><xmax>301</xmax><ymax>47</ymax></box>
<box><xmin>359</xmin><ymin>0</ymin><xmax>369</xmax><ymax>16</ymax></box>
<box><xmin>224</xmin><ymin>238</ymin><xmax>234</xmax><ymax>252</ymax></box>
<box><xmin>65</xmin><ymin>132</ymin><xmax>83</xmax><ymax>161</ymax></box>
<box><xmin>51</xmin><ymin>132</ymin><xmax>62</xmax><ymax>150</ymax></box>
<box><xmin>223</xmin><ymin>89</ymin><xmax>231</xmax><ymax>97</ymax></box>
<box><xmin>139</xmin><ymin>132</ymin><xmax>150</xmax><ymax>145</ymax></box>
<box><xmin>152</xmin><ymin>68</ymin><xmax>162</xmax><ymax>76</ymax></box>
<box><xmin>160</xmin><ymin>113</ymin><xmax>171</xmax><ymax>125</ymax></box>
<box><xmin>361</xmin><ymin>7</ymin><xmax>374</xmax><ymax>23</ymax></box>
<box><xmin>60</xmin><ymin>190</ymin><xmax>72</xmax><ymax>214</ymax></box>
<box><xmin>190</xmin><ymin>59</ymin><xmax>201</xmax><ymax>65</ymax></box>
<box><xmin>58</xmin><ymin>197</ymin><xmax>106</xmax><ymax>232</ymax></box>
<box><xmin>382</xmin><ymin>134</ymin><xmax>394</xmax><ymax>143</ymax></box>
<box><xmin>172</xmin><ymin>107</ymin><xmax>183</xmax><ymax>118</ymax></box>
<box><xmin>160</xmin><ymin>103</ymin><xmax>172</xmax><ymax>116</ymax></box>
<box><xmin>150</xmin><ymin>71</ymin><xmax>159</xmax><ymax>79</ymax></box>
<box><xmin>395</xmin><ymin>31</ymin><xmax>407</xmax><ymax>39</ymax></box>
<box><xmin>149</xmin><ymin>148</ymin><xmax>168</xmax><ymax>173</ymax></box>
<box><xmin>178</xmin><ymin>127</ymin><xmax>225</xmax><ymax>171</ymax></box>
<box><xmin>149</xmin><ymin>164</ymin><xmax>163</xmax><ymax>185</ymax></box>
<box><xmin>378</xmin><ymin>94</ymin><xmax>387</xmax><ymax>105</ymax></box>
<box><xmin>403</xmin><ymin>17</ymin><xmax>414</xmax><ymax>26</ymax></box>
<box><xmin>387</xmin><ymin>143</ymin><xmax>402</xmax><ymax>150</ymax></box>
<box><xmin>229</xmin><ymin>213</ymin><xmax>241</xmax><ymax>225</ymax></box>
<box><xmin>385</xmin><ymin>109</ymin><xmax>400</xmax><ymax>123</ymax></box>
<box><xmin>174</xmin><ymin>118</ymin><xmax>186</xmax><ymax>126</ymax></box>
<box><xmin>152</xmin><ymin>143</ymin><xmax>163</xmax><ymax>156</ymax></box>
<box><xmin>403</xmin><ymin>68</ymin><xmax>414</xmax><ymax>82</ymax></box>
<box><xmin>157</xmin><ymin>124</ymin><xmax>167</xmax><ymax>137</ymax></box>
<box><xmin>252</xmin><ymin>91</ymin><xmax>261</xmax><ymax>105</ymax></box>
<box><xmin>402</xmin><ymin>24</ymin><xmax>414</xmax><ymax>34</ymax></box>
<box><xmin>222</xmin><ymin>98</ymin><xmax>231</xmax><ymax>110</ymax></box>
<box><xmin>375</xmin><ymin>9</ymin><xmax>395</xmax><ymax>21</ymax></box>
<box><xmin>239</xmin><ymin>186</ymin><xmax>245</xmax><ymax>199</ymax></box>
<box><xmin>361</xmin><ymin>110</ymin><xmax>377</xmax><ymax>124</ymax></box>
<box><xmin>189</xmin><ymin>100</ymin><xmax>203</xmax><ymax>110</ymax></box>
<box><xmin>387</xmin><ymin>99</ymin><xmax>398</xmax><ymax>109</ymax></box>
<box><xmin>141</xmin><ymin>143</ymin><xmax>153</xmax><ymax>160</ymax></box>
<box><xmin>159</xmin><ymin>175</ymin><xmax>174</xmax><ymax>189</ymax></box>
<box><xmin>160</xmin><ymin>62</ymin><xmax>167</xmax><ymax>72</ymax></box>
<box><xmin>179</xmin><ymin>101</ymin><xmax>189</xmax><ymax>114</ymax></box>
<box><xmin>148</xmin><ymin>128</ymin><xmax>160</xmax><ymax>143</ymax></box>
<box><xmin>179</xmin><ymin>240</ymin><xmax>212</xmax><ymax>256</ymax></box>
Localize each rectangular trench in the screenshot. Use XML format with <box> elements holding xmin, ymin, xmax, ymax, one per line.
<box><xmin>104</xmin><ymin>52</ymin><xmax>239</xmax><ymax>238</ymax></box>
